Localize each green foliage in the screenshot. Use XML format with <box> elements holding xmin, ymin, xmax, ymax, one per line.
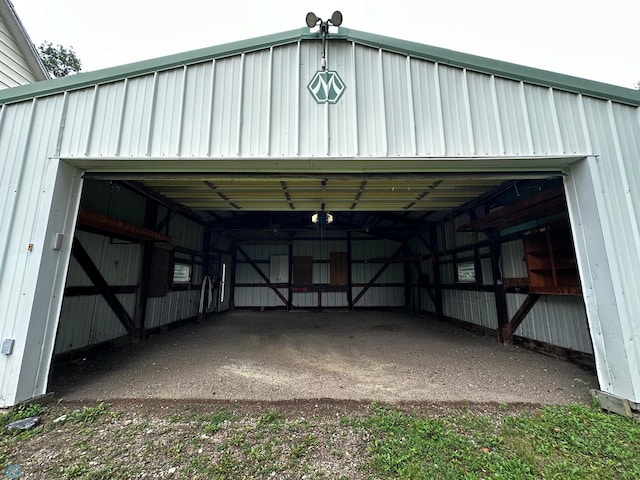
<box><xmin>38</xmin><ymin>41</ymin><xmax>82</xmax><ymax>78</ymax></box>
<box><xmin>354</xmin><ymin>403</ymin><xmax>640</xmax><ymax>479</ymax></box>
<box><xmin>0</xmin><ymin>403</ymin><xmax>45</xmax><ymax>429</ymax></box>
<box><xmin>67</xmin><ymin>403</ymin><xmax>108</xmax><ymax>425</ymax></box>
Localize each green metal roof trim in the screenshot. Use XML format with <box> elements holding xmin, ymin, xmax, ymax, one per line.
<box><xmin>340</xmin><ymin>28</ymin><xmax>640</xmax><ymax>107</ymax></box>
<box><xmin>0</xmin><ymin>26</ymin><xmax>638</xmax><ymax>106</ymax></box>
<box><xmin>0</xmin><ymin>28</ymin><xmax>316</xmax><ymax>104</ymax></box>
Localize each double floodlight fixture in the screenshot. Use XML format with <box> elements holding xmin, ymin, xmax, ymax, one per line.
<box><xmin>306</xmin><ymin>11</ymin><xmax>343</xmax><ymax>32</ymax></box>
<box><xmin>311</xmin><ymin>211</ymin><xmax>334</xmax><ymax>225</ymax></box>
<box><xmin>306</xmin><ymin>11</ymin><xmax>343</xmax><ymax>70</ymax></box>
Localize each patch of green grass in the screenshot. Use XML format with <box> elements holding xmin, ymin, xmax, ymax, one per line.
<box><xmin>197</xmin><ymin>410</ymin><xmax>237</xmax><ymax>434</ymax></box>
<box><xmin>0</xmin><ymin>403</ymin><xmax>46</xmax><ymax>429</ymax></box>
<box><xmin>67</xmin><ymin>403</ymin><xmax>109</xmax><ymax>425</ymax></box>
<box><xmin>353</xmin><ymin>403</ymin><xmax>640</xmax><ymax>480</ymax></box>
<box><xmin>257</xmin><ymin>408</ymin><xmax>283</xmax><ymax>426</ymax></box>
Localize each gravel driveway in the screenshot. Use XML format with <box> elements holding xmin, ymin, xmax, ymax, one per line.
<box><xmin>50</xmin><ymin>310</ymin><xmax>598</xmax><ymax>405</ymax></box>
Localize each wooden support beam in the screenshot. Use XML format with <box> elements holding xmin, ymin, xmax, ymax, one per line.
<box><xmin>235</xmin><ymin>244</ymin><xmax>291</xmax><ymax>308</ymax></box>
<box><xmin>487</xmin><ymin>231</ymin><xmax>509</xmax><ymax>343</ymax></box>
<box><xmin>77</xmin><ymin>209</ymin><xmax>172</xmax><ymax>243</ymax></box>
<box><xmin>347</xmin><ymin>231</ymin><xmax>354</xmax><ymax>310</ymax></box>
<box><xmin>502</xmin><ymin>294</ymin><xmax>541</xmax><ymax>343</ymax></box>
<box><xmin>352</xmin><ymin>246</ymin><xmax>403</xmax><ymax>306</ymax></box>
<box><xmin>72</xmin><ymin>237</ymin><xmax>136</xmax><ymax>337</ymax></box>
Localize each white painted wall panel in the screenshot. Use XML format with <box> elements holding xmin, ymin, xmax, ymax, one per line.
<box><xmin>354</xmin><ymin>45</ymin><xmax>386</xmax><ymax>156</ymax></box>
<box><xmin>443</xmin><ymin>290</ymin><xmax>497</xmax><ymax>329</ymax></box>
<box><xmin>0</xmin><ymin>17</ymin><xmax>40</xmax><ymax>88</ymax></box>
<box><xmin>240</xmin><ymin>50</ymin><xmax>271</xmax><ymax>157</ymax></box>
<box><xmin>145</xmin><ymin>290</ymin><xmax>201</xmax><ymax>329</ymax></box>
<box><xmin>382</xmin><ymin>51</ymin><xmax>413</xmax><ymax>156</ymax></box>
<box><xmin>270</xmin><ymin>44</ymin><xmax>300</xmax><ymax>156</ymax></box>
<box><xmin>507</xmin><ymin>294</ymin><xmax>592</xmax><ymax>354</ymax></box>
<box><xmin>501</xmin><ymin>240</ymin><xmax>527</xmax><ymax>278</ymax></box>
<box><xmin>181</xmin><ymin>62</ymin><xmax>214</xmax><ymax>156</ymax></box>
<box><xmin>354</xmin><ymin>287</ymin><xmax>403</xmax><ymax>307</ymax></box>
<box><xmin>438</xmin><ymin>65</ymin><xmax>472</xmax><ymax>156</ymax></box>
<box><xmin>410</xmin><ymin>59</ymin><xmax>443</xmax><ymax>156</ymax></box>
<box><xmin>467</xmin><ymin>71</ymin><xmax>502</xmax><ymax>156</ymax></box>
<box><xmin>494</xmin><ymin>78</ymin><xmax>532</xmax><ymax>156</ymax></box>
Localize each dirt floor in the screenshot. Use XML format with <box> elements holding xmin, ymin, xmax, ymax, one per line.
<box><xmin>49</xmin><ymin>310</ymin><xmax>598</xmax><ymax>405</ymax></box>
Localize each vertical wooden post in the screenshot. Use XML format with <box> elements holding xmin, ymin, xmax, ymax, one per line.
<box><xmin>488</xmin><ymin>230</ymin><xmax>509</xmax><ymax>342</ymax></box>
<box><xmin>288</xmin><ymin>241</ymin><xmax>294</xmax><ymax>310</ymax></box>
<box><xmin>133</xmin><ymin>200</ymin><xmax>158</xmax><ymax>341</ymax></box>
<box><xmin>347</xmin><ymin>231</ymin><xmax>353</xmax><ymax>310</ymax></box>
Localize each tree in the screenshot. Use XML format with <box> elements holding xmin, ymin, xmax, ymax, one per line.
<box><xmin>38</xmin><ymin>41</ymin><xmax>82</xmax><ymax>78</ymax></box>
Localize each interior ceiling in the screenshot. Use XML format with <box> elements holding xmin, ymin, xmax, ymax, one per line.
<box><xmin>121</xmin><ymin>173</ymin><xmax>555</xmax><ymax>241</ymax></box>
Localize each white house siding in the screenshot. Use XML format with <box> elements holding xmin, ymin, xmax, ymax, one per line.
<box><xmin>0</xmin><ymin>15</ymin><xmax>41</xmax><ymax>88</ymax></box>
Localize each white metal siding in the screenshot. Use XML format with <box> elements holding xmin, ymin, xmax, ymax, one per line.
<box><xmin>442</xmin><ymin>290</ymin><xmax>497</xmax><ymax>329</ymax></box>
<box><xmin>46</xmin><ymin>40</ymin><xmax>612</xmax><ymax>161</ymax></box>
<box><xmin>507</xmin><ymin>294</ymin><xmax>593</xmax><ymax>354</ymax></box>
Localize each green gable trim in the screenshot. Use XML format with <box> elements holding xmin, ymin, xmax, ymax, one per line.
<box><xmin>0</xmin><ymin>28</ymin><xmax>315</xmax><ymax>105</ymax></box>
<box><xmin>0</xmin><ymin>26</ymin><xmax>638</xmax><ymax>107</ymax></box>
<box><xmin>340</xmin><ymin>28</ymin><xmax>640</xmax><ymax>107</ymax></box>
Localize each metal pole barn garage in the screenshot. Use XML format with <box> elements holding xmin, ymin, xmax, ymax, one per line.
<box><xmin>0</xmin><ymin>24</ymin><xmax>639</xmax><ymax>414</ymax></box>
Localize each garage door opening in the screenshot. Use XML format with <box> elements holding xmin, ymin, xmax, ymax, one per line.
<box><xmin>48</xmin><ymin>172</ymin><xmax>598</xmax><ymax>403</ymax></box>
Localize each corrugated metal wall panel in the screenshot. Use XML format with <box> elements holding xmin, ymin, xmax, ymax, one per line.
<box><xmin>181</xmin><ymin>62</ymin><xmax>214</xmax><ymax>156</ymax></box>
<box><xmin>144</xmin><ymin>290</ymin><xmax>200</xmax><ymax>329</ymax></box>
<box><xmin>328</xmin><ymin>42</ymin><xmax>357</xmax><ymax>156</ymax></box>
<box><xmin>494</xmin><ymin>78</ymin><xmax>533</xmax><ymax>156</ymax></box>
<box><xmin>352</xmin><ymin>263</ymin><xmax>403</xmax><ymax>283</ymax></box>
<box><xmin>501</xmin><ymin>240</ymin><xmax>527</xmax><ymax>277</ymax></box>
<box><xmin>443</xmin><ymin>290</ymin><xmax>497</xmax><ymax>329</ymax></box>
<box><xmin>382</xmin><ymin>51</ymin><xmax>413</xmax><ymax>156</ymax></box>
<box><xmin>86</xmin><ymin>81</ymin><xmax>125</xmax><ymax>156</ymax></box>
<box><xmin>354</xmin><ymin>45</ymin><xmax>386</xmax><ymax>156</ymax></box>
<box><xmin>321</xmin><ymin>291</ymin><xmax>347</xmax><ymax>307</ymax></box>
<box><xmin>210</xmin><ymin>55</ymin><xmax>242</xmax><ymax>157</ymax></box>
<box><xmin>524</xmin><ymin>84</ymin><xmax>561</xmax><ymax>155</ymax></box>
<box><xmin>293</xmin><ymin>292</ymin><xmax>316</xmax><ymax>308</ymax></box>
<box><xmin>50</xmin><ymin>39</ymin><xmax>622</xmax><ymax>161</ymax></box>
<box><xmin>91</xmin><ymin>294</ymin><xmax>134</xmax><ymax>344</ymax></box>
<box><xmin>240</xmin><ymin>49</ymin><xmax>271</xmax><ymax>157</ymax></box>
<box><xmin>481</xmin><ymin>257</ymin><xmax>493</xmax><ymax>285</ymax></box>
<box><xmin>354</xmin><ymin>287</ymin><xmax>404</xmax><ymax>307</ymax></box>
<box><xmin>270</xmin><ymin>43</ymin><xmax>300</xmax><ymax>156</ymax></box>
<box><xmin>467</xmin><ymin>71</ymin><xmax>502</xmax><ymax>156</ymax></box>
<box><xmin>149</xmin><ymin>67</ymin><xmax>185</xmax><ymax>156</ymax></box>
<box><xmin>313</xmin><ymin>264</ymin><xmax>330</xmax><ymax>284</ymax></box>
<box><xmin>298</xmin><ymin>44</ymin><xmax>327</xmax><ymax>157</ymax></box>
<box><xmin>54</xmin><ymin>296</ymin><xmax>96</xmax><ymax>354</ymax></box>
<box><xmin>118</xmin><ymin>75</ymin><xmax>155</xmax><ymax>156</ymax></box>
<box><xmin>552</xmin><ymin>91</ymin><xmax>589</xmax><ymax>155</ymax></box>
<box><xmin>54</xmin><ymin>294</ymin><xmax>132</xmax><ymax>354</ymax></box>
<box><xmin>438</xmin><ymin>65</ymin><xmax>472</xmax><ymax>156</ymax></box>
<box><xmin>167</xmin><ymin>213</ymin><xmax>203</xmax><ymax>251</ymax></box>
<box><xmin>410</xmin><ymin>58</ymin><xmax>443</xmax><ymax>156</ymax></box>
<box><xmin>351</xmin><ymin>239</ymin><xmax>401</xmax><ymax>260</ymax></box>
<box><xmin>440</xmin><ymin>263</ymin><xmax>455</xmax><ymax>284</ymax></box>
<box><xmin>234</xmin><ymin>287</ymin><xmax>288</xmax><ymax>308</ymax></box>
<box><xmin>507</xmin><ymin>294</ymin><xmax>593</xmax><ymax>353</ymax></box>
<box><xmin>235</xmin><ymin>263</ymin><xmax>267</xmax><ymax>284</ymax></box>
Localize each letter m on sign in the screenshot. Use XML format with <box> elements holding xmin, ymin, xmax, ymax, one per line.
<box><xmin>307</xmin><ymin>70</ymin><xmax>346</xmax><ymax>104</ymax></box>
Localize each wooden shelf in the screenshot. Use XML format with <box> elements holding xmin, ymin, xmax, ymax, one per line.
<box><xmin>523</xmin><ymin>223</ymin><xmax>581</xmax><ymax>296</ymax></box>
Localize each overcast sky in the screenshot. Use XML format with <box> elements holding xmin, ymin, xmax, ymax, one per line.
<box><xmin>11</xmin><ymin>0</ymin><xmax>640</xmax><ymax>88</ymax></box>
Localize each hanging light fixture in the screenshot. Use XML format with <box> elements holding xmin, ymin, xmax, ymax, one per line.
<box><xmin>311</xmin><ymin>211</ymin><xmax>334</xmax><ymax>225</ymax></box>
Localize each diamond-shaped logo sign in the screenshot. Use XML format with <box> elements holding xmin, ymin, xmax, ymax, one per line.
<box><xmin>307</xmin><ymin>70</ymin><xmax>346</xmax><ymax>104</ymax></box>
